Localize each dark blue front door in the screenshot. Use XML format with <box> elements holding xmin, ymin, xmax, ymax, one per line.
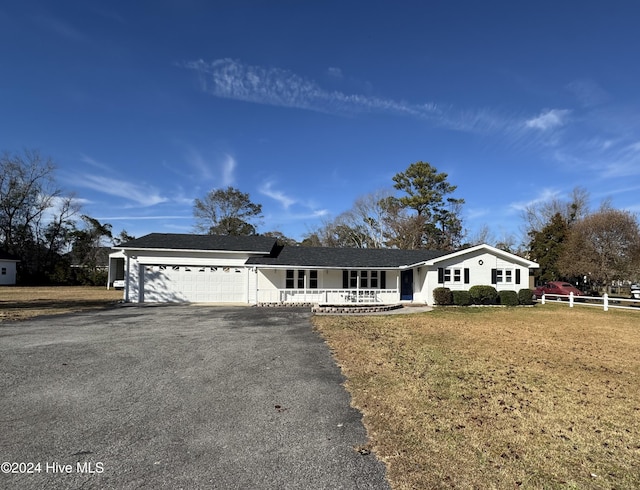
<box><xmin>401</xmin><ymin>270</ymin><xmax>413</xmax><ymax>300</ymax></box>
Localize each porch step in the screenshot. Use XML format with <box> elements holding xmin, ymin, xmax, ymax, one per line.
<box><xmin>310</xmin><ymin>304</ymin><xmax>403</xmax><ymax>314</ymax></box>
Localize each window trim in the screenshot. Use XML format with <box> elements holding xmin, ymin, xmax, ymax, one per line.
<box><xmin>494</xmin><ymin>268</ymin><xmax>515</xmax><ymax>284</ymax></box>
<box><xmin>342</xmin><ymin>270</ymin><xmax>387</xmax><ymax>289</ymax></box>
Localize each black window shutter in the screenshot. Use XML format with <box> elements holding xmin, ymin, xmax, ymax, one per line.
<box><xmin>464</xmin><ymin>268</ymin><xmax>470</xmax><ymax>284</ymax></box>
<box><xmin>491</xmin><ymin>268</ymin><xmax>497</xmax><ymax>284</ymax></box>
<box><xmin>438</xmin><ymin>267</ymin><xmax>444</xmax><ymax>283</ymax></box>
<box><xmin>516</xmin><ymin>269</ymin><xmax>521</xmax><ymax>285</ymax></box>
<box><xmin>380</xmin><ymin>271</ymin><xmax>386</xmax><ymax>289</ymax></box>
<box><xmin>342</xmin><ymin>270</ymin><xmax>348</xmax><ymax>288</ymax></box>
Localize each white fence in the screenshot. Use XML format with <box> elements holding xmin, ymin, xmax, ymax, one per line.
<box><xmin>257</xmin><ymin>288</ymin><xmax>399</xmax><ymax>305</ymax></box>
<box><xmin>539</xmin><ymin>293</ymin><xmax>640</xmax><ymax>311</ymax></box>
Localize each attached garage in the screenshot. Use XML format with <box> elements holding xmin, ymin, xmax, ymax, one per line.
<box><xmin>140</xmin><ymin>264</ymin><xmax>248</xmax><ymax>303</ymax></box>
<box><xmin>116</xmin><ymin>234</ymin><xmax>277</xmax><ymax>304</ymax></box>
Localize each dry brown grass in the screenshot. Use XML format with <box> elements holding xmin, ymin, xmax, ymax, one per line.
<box><xmin>314</xmin><ymin>305</ymin><xmax>640</xmax><ymax>489</ymax></box>
<box><xmin>0</xmin><ymin>286</ymin><xmax>123</xmax><ymax>322</ymax></box>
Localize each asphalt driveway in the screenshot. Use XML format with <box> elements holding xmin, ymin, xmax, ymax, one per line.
<box><xmin>0</xmin><ymin>306</ymin><xmax>389</xmax><ymax>489</ymax></box>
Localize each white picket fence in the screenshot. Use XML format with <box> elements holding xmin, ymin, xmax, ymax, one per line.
<box><xmin>539</xmin><ymin>293</ymin><xmax>640</xmax><ymax>311</ymax></box>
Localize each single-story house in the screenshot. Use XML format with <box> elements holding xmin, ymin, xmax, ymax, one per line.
<box><xmin>109</xmin><ymin>233</ymin><xmax>539</xmax><ymax>306</ymax></box>
<box><xmin>0</xmin><ymin>251</ymin><xmax>19</xmax><ymax>286</ymax></box>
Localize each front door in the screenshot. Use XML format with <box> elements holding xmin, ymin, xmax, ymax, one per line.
<box><xmin>401</xmin><ymin>270</ymin><xmax>414</xmax><ymax>300</ymax></box>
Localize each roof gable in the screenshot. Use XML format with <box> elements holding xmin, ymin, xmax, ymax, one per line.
<box><xmin>423</xmin><ymin>244</ymin><xmax>539</xmax><ymax>268</ymax></box>
<box><xmin>117</xmin><ymin>233</ymin><xmax>277</xmax><ymax>254</ymax></box>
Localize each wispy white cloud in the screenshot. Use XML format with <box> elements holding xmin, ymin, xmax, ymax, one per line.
<box><xmin>259</xmin><ymin>181</ymin><xmax>296</xmax><ymax>209</ymax></box>
<box><xmin>509</xmin><ymin>188</ymin><xmax>562</xmax><ymax>212</ymax></box>
<box><xmin>182</xmin><ymin>58</ymin><xmax>515</xmax><ymax>133</ymax></box>
<box><xmin>327</xmin><ymin>67</ymin><xmax>343</xmax><ymax>79</ymax></box>
<box><xmin>183</xmin><ymin>146</ymin><xmax>215</xmax><ymax>181</ymax></box>
<box><xmin>79</xmin><ymin>153</ymin><xmax>111</xmax><ymax>172</ymax></box>
<box><xmin>524</xmin><ymin>109</ymin><xmax>571</xmax><ymax>131</ymax></box>
<box><xmin>601</xmin><ymin>141</ymin><xmax>640</xmax><ymax>177</ymax></box>
<box><xmin>71</xmin><ymin>174</ymin><xmax>168</xmax><ymax>207</ymax></box>
<box><xmin>566</xmin><ymin>79</ymin><xmax>609</xmax><ymax>107</ymax></box>
<box><xmin>220</xmin><ymin>153</ymin><xmax>236</xmax><ymax>187</ymax></box>
<box><xmin>465</xmin><ymin>207</ymin><xmax>490</xmax><ymax>220</ymax></box>
<box><xmin>180</xmin><ymin>147</ymin><xmax>236</xmax><ymax>186</ymax></box>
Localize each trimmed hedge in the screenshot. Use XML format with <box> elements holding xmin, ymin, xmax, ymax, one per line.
<box><xmin>452</xmin><ymin>290</ymin><xmax>472</xmax><ymax>306</ymax></box>
<box><xmin>433</xmin><ymin>287</ymin><xmax>453</xmax><ymax>306</ymax></box>
<box><xmin>469</xmin><ymin>285</ymin><xmax>499</xmax><ymax>305</ymax></box>
<box><xmin>518</xmin><ymin>288</ymin><xmax>535</xmax><ymax>305</ymax></box>
<box><xmin>499</xmin><ymin>290</ymin><xmax>519</xmax><ymax>306</ymax></box>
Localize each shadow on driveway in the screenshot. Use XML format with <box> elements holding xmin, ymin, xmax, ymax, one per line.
<box><xmin>0</xmin><ymin>306</ymin><xmax>389</xmax><ymax>489</ymax></box>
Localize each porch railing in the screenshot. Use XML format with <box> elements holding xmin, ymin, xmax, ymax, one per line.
<box><xmin>257</xmin><ymin>288</ymin><xmax>399</xmax><ymax>305</ymax></box>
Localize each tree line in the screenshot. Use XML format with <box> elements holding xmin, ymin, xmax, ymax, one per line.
<box><xmin>2</xmin><ymin>149</ymin><xmax>639</xmax><ymax>290</ymax></box>
<box><xmin>0</xmin><ymin>150</ymin><xmax>133</xmax><ymax>285</ymax></box>
<box><xmin>193</xmin><ymin>163</ymin><xmax>640</xmax><ymax>293</ymax></box>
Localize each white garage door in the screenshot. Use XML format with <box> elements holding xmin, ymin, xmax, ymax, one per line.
<box><xmin>141</xmin><ymin>265</ymin><xmax>247</xmax><ymax>303</ymax></box>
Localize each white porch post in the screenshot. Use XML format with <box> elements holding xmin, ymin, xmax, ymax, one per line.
<box><xmin>124</xmin><ymin>255</ymin><xmax>130</xmax><ymax>303</ymax></box>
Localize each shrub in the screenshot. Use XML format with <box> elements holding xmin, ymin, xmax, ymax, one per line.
<box><xmin>518</xmin><ymin>288</ymin><xmax>535</xmax><ymax>305</ymax></box>
<box><xmin>433</xmin><ymin>287</ymin><xmax>453</xmax><ymax>306</ymax></box>
<box><xmin>469</xmin><ymin>285</ymin><xmax>498</xmax><ymax>305</ymax></box>
<box><xmin>499</xmin><ymin>290</ymin><xmax>519</xmax><ymax>306</ymax></box>
<box><xmin>452</xmin><ymin>290</ymin><xmax>472</xmax><ymax>306</ymax></box>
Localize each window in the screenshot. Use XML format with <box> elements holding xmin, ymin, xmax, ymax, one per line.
<box><xmin>309</xmin><ymin>270</ymin><xmax>318</xmax><ymax>288</ymax></box>
<box><xmin>494</xmin><ymin>268</ymin><xmax>514</xmax><ymax>284</ymax></box>
<box><xmin>343</xmin><ymin>270</ymin><xmax>386</xmax><ymax>289</ymax></box>
<box><xmin>350</xmin><ymin>271</ymin><xmax>358</xmax><ymax>288</ymax></box>
<box><xmin>286</xmin><ymin>270</ymin><xmax>294</xmax><ymax>288</ymax></box>
<box><xmin>438</xmin><ymin>267</ymin><xmax>470</xmax><ymax>284</ymax></box>
<box><xmin>370</xmin><ymin>271</ymin><xmax>378</xmax><ymax>288</ymax></box>
<box><xmin>360</xmin><ymin>271</ymin><xmax>368</xmax><ymax>288</ymax></box>
<box><xmin>286</xmin><ymin>270</ymin><xmax>317</xmax><ymax>289</ymax></box>
<box><xmin>443</xmin><ymin>268</ymin><xmax>461</xmax><ymax>282</ymax></box>
<box><xmin>1</xmin><ymin>267</ymin><xmax>6</xmax><ymax>275</ymax></box>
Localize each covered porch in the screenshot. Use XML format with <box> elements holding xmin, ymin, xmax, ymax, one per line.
<box><xmin>254</xmin><ymin>266</ymin><xmax>415</xmax><ymax>306</ymax></box>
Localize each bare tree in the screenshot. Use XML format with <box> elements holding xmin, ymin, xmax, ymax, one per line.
<box><xmin>522</xmin><ymin>186</ymin><xmax>590</xmax><ymax>236</ymax></box>
<box><xmin>0</xmin><ymin>149</ymin><xmax>60</xmax><ymax>254</ymax></box>
<box><xmin>0</xmin><ymin>149</ymin><xmax>84</xmax><ymax>281</ymax></box>
<box><xmin>464</xmin><ymin>225</ymin><xmax>495</xmax><ymax>248</ymax></box>
<box><xmin>559</xmin><ymin>206</ymin><xmax>640</xmax><ymax>291</ymax></box>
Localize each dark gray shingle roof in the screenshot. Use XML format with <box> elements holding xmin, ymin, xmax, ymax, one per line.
<box><xmin>247</xmin><ymin>246</ymin><xmax>448</xmax><ymax>268</ymax></box>
<box><xmin>0</xmin><ymin>250</ymin><xmax>20</xmax><ymax>261</ymax></box>
<box><xmin>118</xmin><ymin>233</ymin><xmax>277</xmax><ymax>253</ymax></box>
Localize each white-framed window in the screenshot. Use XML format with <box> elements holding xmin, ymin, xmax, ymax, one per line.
<box><xmin>444</xmin><ymin>268</ymin><xmax>462</xmax><ymax>282</ymax></box>
<box><xmin>495</xmin><ymin>268</ymin><xmax>513</xmax><ymax>283</ymax></box>
<box><xmin>439</xmin><ymin>267</ymin><xmax>469</xmax><ymax>284</ymax></box>
<box><xmin>343</xmin><ymin>270</ymin><xmax>387</xmax><ymax>289</ymax></box>
<box><xmin>286</xmin><ymin>270</ymin><xmax>317</xmax><ymax>289</ymax></box>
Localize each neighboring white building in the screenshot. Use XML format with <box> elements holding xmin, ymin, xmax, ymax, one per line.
<box><xmin>109</xmin><ymin>233</ymin><xmax>539</xmax><ymax>306</ymax></box>
<box><xmin>0</xmin><ymin>251</ymin><xmax>19</xmax><ymax>285</ymax></box>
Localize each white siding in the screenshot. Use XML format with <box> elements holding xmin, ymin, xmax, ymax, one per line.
<box><xmin>123</xmin><ymin>250</ymin><xmax>255</xmax><ymax>303</ymax></box>
<box><xmin>0</xmin><ymin>260</ymin><xmax>18</xmax><ymax>285</ymax></box>
<box><xmin>420</xmin><ymin>249</ymin><xmax>533</xmax><ymax>305</ymax></box>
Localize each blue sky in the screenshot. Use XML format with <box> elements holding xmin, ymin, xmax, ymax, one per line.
<box><xmin>2</xmin><ymin>1</ymin><xmax>639</xmax><ymax>244</ymax></box>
